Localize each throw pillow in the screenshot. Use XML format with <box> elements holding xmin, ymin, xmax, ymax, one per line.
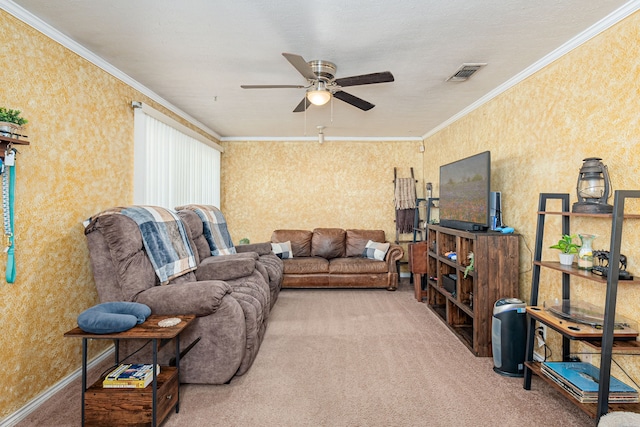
<box><xmin>272</xmin><ymin>229</ymin><xmax>313</xmax><ymax>257</ymax></box>
<box><xmin>271</xmin><ymin>241</ymin><xmax>293</xmax><ymax>259</ymax></box>
<box><xmin>362</xmin><ymin>240</ymin><xmax>390</xmax><ymax>261</ymax></box>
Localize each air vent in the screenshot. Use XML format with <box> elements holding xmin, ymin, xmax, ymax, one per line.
<box><xmin>446</xmin><ymin>63</ymin><xmax>487</xmax><ymax>82</ymax></box>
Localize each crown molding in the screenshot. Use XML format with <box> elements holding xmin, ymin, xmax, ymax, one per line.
<box><xmin>4</xmin><ymin>0</ymin><xmax>637</xmax><ymax>142</ymax></box>
<box><xmin>1</xmin><ymin>0</ymin><xmax>222</xmax><ymax>141</ymax></box>
<box><xmin>422</xmin><ymin>0</ymin><xmax>640</xmax><ymax>140</ymax></box>
<box><xmin>220</xmin><ymin>136</ymin><xmax>424</xmax><ymax>142</ymax></box>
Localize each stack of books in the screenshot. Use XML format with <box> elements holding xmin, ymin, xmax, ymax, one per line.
<box><xmin>541</xmin><ymin>362</ymin><xmax>638</xmax><ymax>403</ymax></box>
<box><xmin>103</xmin><ymin>364</ymin><xmax>160</xmax><ymax>389</ymax></box>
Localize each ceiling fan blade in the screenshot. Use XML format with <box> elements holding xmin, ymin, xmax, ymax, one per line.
<box><xmin>293</xmin><ymin>97</ymin><xmax>310</xmax><ymax>113</ymax></box>
<box><xmin>241</xmin><ymin>84</ymin><xmax>305</xmax><ymax>89</ymax></box>
<box><xmin>333</xmin><ymin>91</ymin><xmax>375</xmax><ymax>111</ymax></box>
<box><xmin>334</xmin><ymin>71</ymin><xmax>394</xmax><ymax>87</ymax></box>
<box><xmin>282</xmin><ymin>52</ymin><xmax>318</xmax><ymax>81</ymax></box>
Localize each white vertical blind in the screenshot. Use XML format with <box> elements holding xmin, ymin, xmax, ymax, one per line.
<box><xmin>133</xmin><ymin>104</ymin><xmax>221</xmax><ymax>209</ymax></box>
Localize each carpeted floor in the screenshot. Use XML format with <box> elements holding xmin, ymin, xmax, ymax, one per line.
<box><xmin>16</xmin><ymin>280</ymin><xmax>593</xmax><ymax>427</ymax></box>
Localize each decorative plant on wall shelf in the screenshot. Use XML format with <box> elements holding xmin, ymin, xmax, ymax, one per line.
<box><xmin>549</xmin><ymin>234</ymin><xmax>581</xmax><ymax>266</ymax></box>
<box><xmin>0</xmin><ymin>107</ymin><xmax>28</xmax><ymax>138</ymax></box>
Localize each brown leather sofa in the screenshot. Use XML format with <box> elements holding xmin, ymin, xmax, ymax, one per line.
<box><xmin>271</xmin><ymin>228</ymin><xmax>404</xmax><ymax>290</ymax></box>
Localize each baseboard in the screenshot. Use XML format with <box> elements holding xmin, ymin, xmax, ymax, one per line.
<box><xmin>0</xmin><ymin>347</ymin><xmax>114</xmax><ymax>427</ymax></box>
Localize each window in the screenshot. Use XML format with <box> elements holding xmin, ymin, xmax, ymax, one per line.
<box><xmin>133</xmin><ymin>103</ymin><xmax>222</xmax><ymax>209</ymax></box>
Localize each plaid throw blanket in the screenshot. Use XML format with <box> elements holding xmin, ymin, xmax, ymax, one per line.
<box><xmin>180</xmin><ymin>205</ymin><xmax>237</xmax><ymax>256</ymax></box>
<box><xmin>94</xmin><ymin>206</ymin><xmax>197</xmax><ymax>285</ymax></box>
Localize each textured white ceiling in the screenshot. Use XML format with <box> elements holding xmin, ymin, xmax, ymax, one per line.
<box><xmin>7</xmin><ymin>0</ymin><xmax>637</xmax><ymax>139</ymax></box>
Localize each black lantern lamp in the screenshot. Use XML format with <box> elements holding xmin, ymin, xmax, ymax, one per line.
<box><xmin>572</xmin><ymin>157</ymin><xmax>613</xmax><ymax>214</ymax></box>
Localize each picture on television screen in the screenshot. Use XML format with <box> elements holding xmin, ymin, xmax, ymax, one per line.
<box><xmin>439</xmin><ymin>151</ymin><xmax>490</xmax><ymax>229</ymax></box>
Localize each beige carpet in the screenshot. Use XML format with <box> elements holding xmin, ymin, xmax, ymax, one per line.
<box><xmin>16</xmin><ymin>282</ymin><xmax>592</xmax><ymax>427</ymax></box>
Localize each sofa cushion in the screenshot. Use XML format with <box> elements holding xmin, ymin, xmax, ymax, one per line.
<box><xmin>196</xmin><ymin>256</ymin><xmax>258</xmax><ymax>282</ymax></box>
<box><xmin>346</xmin><ymin>229</ymin><xmax>386</xmax><ymax>257</ymax></box>
<box><xmin>282</xmin><ymin>257</ymin><xmax>329</xmax><ymax>274</ymax></box>
<box><xmin>177</xmin><ymin>209</ymin><xmax>210</xmax><ymax>263</ymax></box>
<box><xmin>235</xmin><ymin>242</ymin><xmax>273</xmax><ymax>256</ymax></box>
<box><xmin>271</xmin><ymin>241</ymin><xmax>293</xmax><ymax>259</ymax></box>
<box><xmin>89</xmin><ymin>214</ymin><xmax>162</xmax><ymax>300</ymax></box>
<box><xmin>311</xmin><ymin>228</ymin><xmax>346</xmax><ymax>259</ymax></box>
<box><xmin>329</xmin><ymin>257</ymin><xmax>389</xmax><ymax>274</ymax></box>
<box><xmin>363</xmin><ymin>240</ymin><xmax>390</xmax><ymax>261</ymax></box>
<box><xmin>176</xmin><ymin>204</ymin><xmax>236</xmax><ymax>256</ymax></box>
<box><xmin>272</xmin><ymin>230</ymin><xmax>313</xmax><ymax>257</ymax></box>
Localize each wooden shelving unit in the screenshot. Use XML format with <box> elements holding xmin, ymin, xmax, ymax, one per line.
<box><xmin>523</xmin><ymin>191</ymin><xmax>640</xmax><ymax>424</ymax></box>
<box><xmin>0</xmin><ymin>134</ymin><xmax>29</xmax><ymax>145</ymax></box>
<box><xmin>0</xmin><ymin>134</ymin><xmax>29</xmax><ymax>160</ymax></box>
<box><xmin>526</xmin><ymin>306</ymin><xmax>638</xmax><ymax>340</ymax></box>
<box><xmin>425</xmin><ymin>224</ymin><xmax>519</xmax><ymax>356</ymax></box>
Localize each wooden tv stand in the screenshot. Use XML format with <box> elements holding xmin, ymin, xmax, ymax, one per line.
<box><xmin>425</xmin><ymin>224</ymin><xmax>519</xmax><ymax>356</ymax></box>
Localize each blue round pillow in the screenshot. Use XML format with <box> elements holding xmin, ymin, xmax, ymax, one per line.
<box><xmin>77</xmin><ymin>302</ymin><xmax>152</xmax><ymax>334</ymax></box>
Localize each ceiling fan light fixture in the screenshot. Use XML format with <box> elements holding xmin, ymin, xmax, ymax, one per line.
<box><xmin>307</xmin><ymin>82</ymin><xmax>331</xmax><ymax>106</ymax></box>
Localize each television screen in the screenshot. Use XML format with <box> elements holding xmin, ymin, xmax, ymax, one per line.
<box><xmin>439</xmin><ymin>151</ymin><xmax>491</xmax><ymax>231</ymax></box>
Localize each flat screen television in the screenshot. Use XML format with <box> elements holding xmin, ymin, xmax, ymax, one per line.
<box><xmin>438</xmin><ymin>151</ymin><xmax>491</xmax><ymax>232</ymax></box>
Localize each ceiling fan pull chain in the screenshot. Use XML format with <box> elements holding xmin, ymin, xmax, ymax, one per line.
<box><xmin>331</xmin><ymin>97</ymin><xmax>334</xmax><ymax>123</ymax></box>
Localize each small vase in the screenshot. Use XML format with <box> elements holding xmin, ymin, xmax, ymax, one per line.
<box><xmin>559</xmin><ymin>253</ymin><xmax>575</xmax><ymax>266</ymax></box>
<box><xmin>578</xmin><ymin>234</ymin><xmax>596</xmax><ymax>270</ymax></box>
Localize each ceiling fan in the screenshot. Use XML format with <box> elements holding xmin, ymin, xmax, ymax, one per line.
<box><xmin>241</xmin><ymin>52</ymin><xmax>394</xmax><ymax>112</ymax></box>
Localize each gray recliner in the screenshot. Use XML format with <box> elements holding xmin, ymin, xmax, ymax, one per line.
<box><xmin>84</xmin><ymin>206</ymin><xmax>271</xmax><ymax>384</ymax></box>
<box><xmin>176</xmin><ymin>204</ymin><xmax>283</xmax><ymax>309</ymax></box>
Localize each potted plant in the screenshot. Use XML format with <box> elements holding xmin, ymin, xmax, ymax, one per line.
<box><xmin>549</xmin><ymin>234</ymin><xmax>581</xmax><ymax>266</ymax></box>
<box><xmin>0</xmin><ymin>107</ymin><xmax>28</xmax><ymax>137</ymax></box>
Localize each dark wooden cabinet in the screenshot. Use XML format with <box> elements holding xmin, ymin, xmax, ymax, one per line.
<box><xmin>409</xmin><ymin>241</ymin><xmax>428</xmax><ymax>274</ymax></box>
<box><xmin>425</xmin><ymin>224</ymin><xmax>519</xmax><ymax>356</ymax></box>
<box><xmin>409</xmin><ymin>241</ymin><xmax>428</xmax><ymax>301</ymax></box>
<box><xmin>85</xmin><ymin>368</ymin><xmax>178</xmax><ymax>426</ymax></box>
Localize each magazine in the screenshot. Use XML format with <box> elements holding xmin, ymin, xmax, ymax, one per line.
<box><xmin>103</xmin><ymin>364</ymin><xmax>160</xmax><ymax>389</ymax></box>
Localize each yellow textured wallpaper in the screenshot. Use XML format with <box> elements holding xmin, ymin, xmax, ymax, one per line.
<box><xmin>221</xmin><ymin>140</ymin><xmax>424</xmax><ymax>243</ymax></box>
<box><xmin>423</xmin><ymin>12</ymin><xmax>640</xmax><ymax>382</ymax></box>
<box><xmin>0</xmin><ymin>11</ymin><xmax>212</xmax><ymax>418</ymax></box>
<box><xmin>2</xmin><ymin>5</ymin><xmax>640</xmax><ymax>421</ymax></box>
<box><xmin>0</xmin><ymin>12</ymin><xmax>134</xmax><ymax>418</ymax></box>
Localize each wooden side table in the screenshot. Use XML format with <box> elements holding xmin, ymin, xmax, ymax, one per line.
<box><xmin>65</xmin><ymin>314</ymin><xmax>196</xmax><ymax>426</ymax></box>
<box><xmin>408</xmin><ymin>241</ymin><xmax>428</xmax><ymax>301</ymax></box>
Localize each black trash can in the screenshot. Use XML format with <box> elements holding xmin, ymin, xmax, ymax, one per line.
<box><xmin>492</xmin><ymin>298</ymin><xmax>527</xmax><ymax>377</ymax></box>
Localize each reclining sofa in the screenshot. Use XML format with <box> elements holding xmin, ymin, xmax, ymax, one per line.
<box><xmin>271</xmin><ymin>228</ymin><xmax>404</xmax><ymax>290</ymax></box>
<box><xmin>176</xmin><ymin>205</ymin><xmax>283</xmax><ymax>309</ymax></box>
<box><xmin>84</xmin><ymin>205</ymin><xmax>282</xmax><ymax>384</ymax></box>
